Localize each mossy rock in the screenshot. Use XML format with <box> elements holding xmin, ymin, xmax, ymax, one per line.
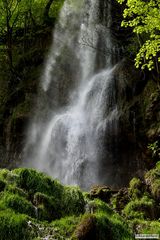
<box><xmin>128</xmin><ymin>178</ymin><xmax>144</xmax><ymax>199</ymax></box>
<box><xmin>0</xmin><ymin>179</ymin><xmax>6</xmax><ymax>192</ymax></box>
<box><xmin>123</xmin><ymin>195</ymin><xmax>156</xmax><ymax>220</ymax></box>
<box><xmin>0</xmin><ymin>209</ymin><xmax>31</xmax><ymax>240</ymax></box>
<box><xmin>145</xmin><ymin>162</ymin><xmax>160</xmax><ymax>201</ymax></box>
<box><xmin>0</xmin><ymin>192</ymin><xmax>36</xmax><ymax>218</ymax></box>
<box><xmin>62</xmin><ymin>186</ymin><xmax>85</xmax><ymax>216</ymax></box>
<box><xmin>89</xmin><ymin>185</ymin><xmax>114</xmax><ymax>203</ymax></box>
<box><xmin>51</xmin><ymin>216</ymin><xmax>81</xmax><ymax>239</ymax></box>
<box><xmin>131</xmin><ymin>219</ymin><xmax>160</xmax><ymax>235</ymax></box>
<box><xmin>14</xmin><ymin>168</ymin><xmax>63</xmax><ymax>197</ymax></box>
<box><xmin>33</xmin><ymin>192</ymin><xmax>61</xmax><ymax>221</ymax></box>
<box><xmin>89</xmin><ymin>199</ymin><xmax>133</xmax><ymax>240</ymax></box>
<box><xmin>6</xmin><ymin>185</ymin><xmax>28</xmax><ymax>198</ymax></box>
<box><xmin>0</xmin><ymin>169</ymin><xmax>10</xmax><ymax>180</ymax></box>
<box><xmin>72</xmin><ymin>214</ymin><xmax>97</xmax><ymax>240</ymax></box>
<box><xmin>111</xmin><ymin>188</ymin><xmax>129</xmax><ymax>212</ymax></box>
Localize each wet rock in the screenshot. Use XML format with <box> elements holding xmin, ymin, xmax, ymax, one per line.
<box><xmin>89</xmin><ymin>185</ymin><xmax>116</xmax><ymax>203</ymax></box>
<box><xmin>111</xmin><ymin>187</ymin><xmax>129</xmax><ymax>212</ymax></box>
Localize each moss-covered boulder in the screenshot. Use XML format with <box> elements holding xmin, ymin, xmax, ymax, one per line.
<box><xmin>128</xmin><ymin>177</ymin><xmax>144</xmax><ymax>199</ymax></box>
<box><xmin>33</xmin><ymin>192</ymin><xmax>61</xmax><ymax>221</ymax></box>
<box><xmin>72</xmin><ymin>214</ymin><xmax>97</xmax><ymax>240</ymax></box>
<box><xmin>0</xmin><ymin>209</ymin><xmax>31</xmax><ymax>240</ymax></box>
<box><xmin>111</xmin><ymin>187</ymin><xmax>129</xmax><ymax>212</ymax></box>
<box><xmin>123</xmin><ymin>195</ymin><xmax>156</xmax><ymax>220</ymax></box>
<box><xmin>145</xmin><ymin>161</ymin><xmax>160</xmax><ymax>202</ymax></box>
<box><xmin>89</xmin><ymin>185</ymin><xmax>114</xmax><ymax>203</ymax></box>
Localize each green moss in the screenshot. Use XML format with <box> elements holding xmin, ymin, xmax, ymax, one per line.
<box><xmin>72</xmin><ymin>213</ymin><xmax>96</xmax><ymax>240</ymax></box>
<box><xmin>0</xmin><ymin>179</ymin><xmax>6</xmax><ymax>192</ymax></box>
<box><xmin>123</xmin><ymin>195</ymin><xmax>155</xmax><ymax>220</ymax></box>
<box><xmin>145</xmin><ymin>164</ymin><xmax>160</xmax><ymax>201</ymax></box>
<box><xmin>62</xmin><ymin>186</ymin><xmax>85</xmax><ymax>216</ymax></box>
<box><xmin>52</xmin><ymin>216</ymin><xmax>81</xmax><ymax>239</ymax></box>
<box><xmin>156</xmin><ymin>161</ymin><xmax>160</xmax><ymax>169</ymax></box>
<box><xmin>14</xmin><ymin>168</ymin><xmax>63</xmax><ymax>197</ymax></box>
<box><xmin>150</xmin><ymin>179</ymin><xmax>160</xmax><ymax>201</ymax></box>
<box><xmin>0</xmin><ymin>192</ymin><xmax>35</xmax><ymax>218</ymax></box>
<box><xmin>131</xmin><ymin>219</ymin><xmax>160</xmax><ymax>235</ymax></box>
<box><xmin>110</xmin><ymin>188</ymin><xmax>129</xmax><ymax>212</ymax></box>
<box><xmin>92</xmin><ymin>199</ymin><xmax>133</xmax><ymax>240</ymax></box>
<box><xmin>6</xmin><ymin>185</ymin><xmax>28</xmax><ymax>198</ymax></box>
<box><xmin>0</xmin><ymin>167</ymin><xmax>157</xmax><ymax>239</ymax></box>
<box><xmin>96</xmin><ymin>212</ymin><xmax>133</xmax><ymax>240</ymax></box>
<box><xmin>128</xmin><ymin>177</ymin><xmax>144</xmax><ymax>199</ymax></box>
<box><xmin>0</xmin><ymin>169</ymin><xmax>10</xmax><ymax>180</ymax></box>
<box><xmin>33</xmin><ymin>192</ymin><xmax>61</xmax><ymax>221</ymax></box>
<box><xmin>0</xmin><ymin>209</ymin><xmax>30</xmax><ymax>240</ymax></box>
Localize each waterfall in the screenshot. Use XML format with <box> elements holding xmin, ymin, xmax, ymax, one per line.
<box><xmin>24</xmin><ymin>0</ymin><xmax>121</xmax><ymax>189</ymax></box>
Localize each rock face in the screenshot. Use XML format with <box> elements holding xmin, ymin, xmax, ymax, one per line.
<box><xmin>89</xmin><ymin>185</ymin><xmax>116</xmax><ymax>203</ymax></box>
<box><xmin>0</xmin><ymin>27</ymin><xmax>52</xmax><ymax>167</ymax></box>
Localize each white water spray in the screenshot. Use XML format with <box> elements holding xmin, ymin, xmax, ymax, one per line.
<box><xmin>24</xmin><ymin>0</ymin><xmax>120</xmax><ymax>189</ymax></box>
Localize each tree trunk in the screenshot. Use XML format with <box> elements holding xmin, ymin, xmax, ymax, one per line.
<box><xmin>43</xmin><ymin>0</ymin><xmax>54</xmax><ymax>25</ymax></box>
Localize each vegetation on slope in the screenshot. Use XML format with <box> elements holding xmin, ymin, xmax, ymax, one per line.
<box><xmin>0</xmin><ymin>164</ymin><xmax>159</xmax><ymax>239</ymax></box>
<box><xmin>0</xmin><ymin>167</ymin><xmax>134</xmax><ymax>240</ymax></box>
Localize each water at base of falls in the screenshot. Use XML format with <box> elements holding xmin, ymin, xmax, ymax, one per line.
<box><xmin>24</xmin><ymin>0</ymin><xmax>122</xmax><ymax>189</ymax></box>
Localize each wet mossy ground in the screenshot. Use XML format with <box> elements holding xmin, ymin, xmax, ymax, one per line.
<box><xmin>0</xmin><ymin>166</ymin><xmax>159</xmax><ymax>240</ymax></box>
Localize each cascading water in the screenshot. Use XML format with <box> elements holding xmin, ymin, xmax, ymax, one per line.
<box><xmin>24</xmin><ymin>0</ymin><xmax>122</xmax><ymax>189</ymax></box>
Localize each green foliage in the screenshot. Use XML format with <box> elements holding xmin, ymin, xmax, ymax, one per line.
<box><xmin>148</xmin><ymin>141</ymin><xmax>160</xmax><ymax>158</ymax></box>
<box><xmin>0</xmin><ymin>209</ymin><xmax>30</xmax><ymax>240</ymax></box>
<box><xmin>0</xmin><ymin>0</ymin><xmax>65</xmax><ymax>34</ymax></box>
<box><xmin>117</xmin><ymin>0</ymin><xmax>160</xmax><ymax>71</ymax></box>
